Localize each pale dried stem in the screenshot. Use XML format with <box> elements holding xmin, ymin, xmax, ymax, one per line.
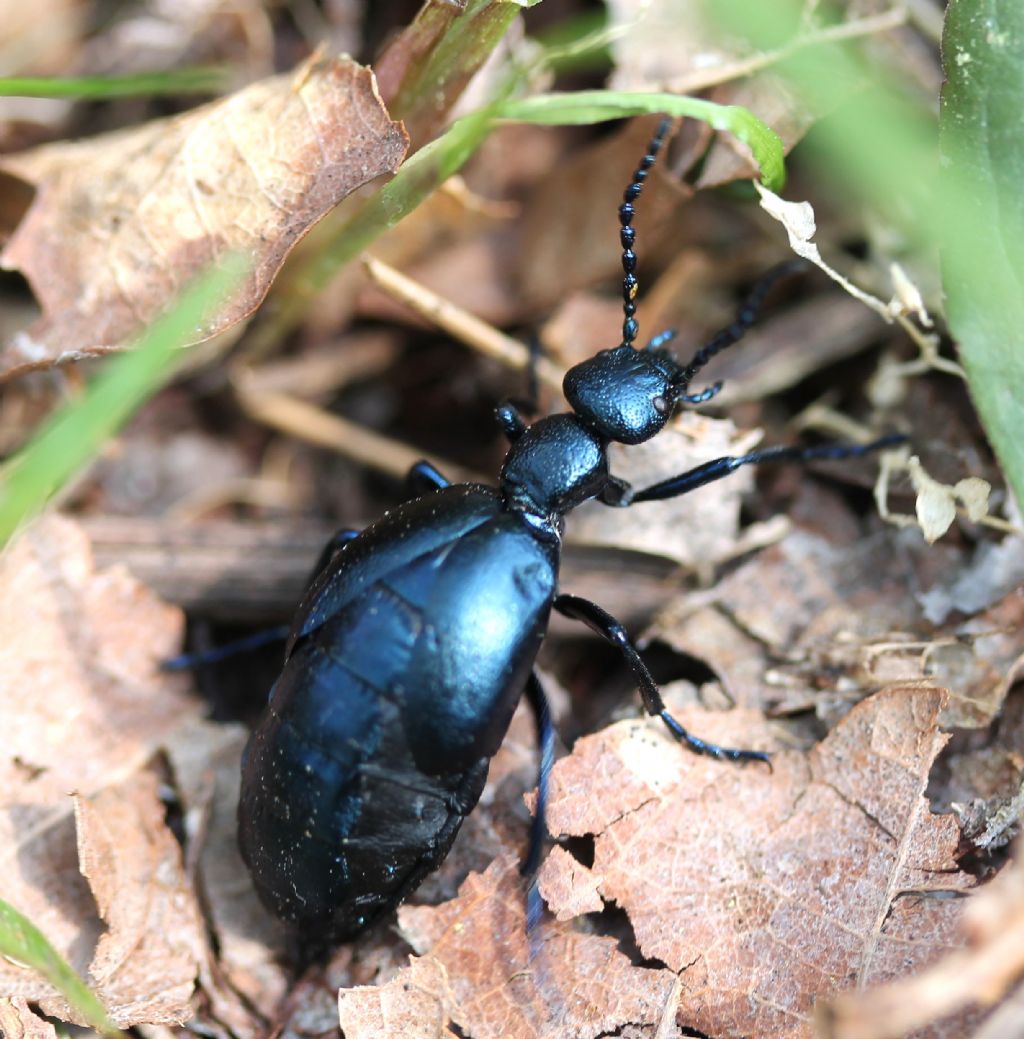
<box><xmin>233</xmin><ymin>370</ymin><xmax>474</xmax><ymax>482</ymax></box>
<box><xmin>362</xmin><ymin>254</ymin><xmax>566</xmax><ymax>395</ymax></box>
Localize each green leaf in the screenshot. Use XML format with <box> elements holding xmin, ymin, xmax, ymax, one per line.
<box><xmin>0</xmin><ymin>258</ymin><xmax>247</xmax><ymax>545</ymax></box>
<box><xmin>940</xmin><ymin>0</ymin><xmax>1024</xmax><ymax>511</ymax></box>
<box><xmin>495</xmin><ymin>91</ymin><xmax>786</xmax><ymax>191</ymax></box>
<box><xmin>0</xmin><ymin>898</ymin><xmax>124</xmax><ymax>1036</ymax></box>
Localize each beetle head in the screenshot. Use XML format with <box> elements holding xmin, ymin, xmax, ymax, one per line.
<box><xmin>563</xmin><ymin>345</ymin><xmax>684</xmax><ymax>445</ymax></box>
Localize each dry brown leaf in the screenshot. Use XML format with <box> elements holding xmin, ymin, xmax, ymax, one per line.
<box><xmin>652</xmin><ymin>528</ymin><xmax>1021</xmax><ymax>730</ymax></box>
<box><xmin>571</xmin><ymin>412</ymin><xmax>760</xmax><ymax>567</ymax></box>
<box><xmin>391</xmin><ymin>855</ymin><xmax>678</xmax><ymax>1039</ymax></box>
<box><xmin>54</xmin><ymin>773</ymin><xmax>206</xmax><ymax>1026</ymax></box>
<box><xmin>0</xmin><ymin>515</ymin><xmax>196</xmax><ymax>800</ymax></box>
<box><xmin>0</xmin><ymin>516</ymin><xmax>202</xmax><ymax>1015</ymax></box>
<box><xmin>537</xmin><ymin>845</ymin><xmax>604</xmax><ymax>922</ymax></box>
<box><xmin>337</xmin><ymin>955</ymin><xmax>458</xmax><ymax>1039</ymax></box>
<box><xmin>0</xmin><ymin>999</ymin><xmax>59</xmax><ymax>1039</ymax></box>
<box><xmin>163</xmin><ymin>717</ymin><xmax>290</xmax><ymax>1027</ymax></box>
<box><xmin>541</xmin><ymin>687</ymin><xmax>977</xmax><ymax>1039</ymax></box>
<box><xmin>0</xmin><ymin>54</ymin><xmax>407</xmax><ymax>380</ymax></box>
<box><xmin>819</xmin><ymin>848</ymin><xmax>1024</xmax><ymax>1039</ymax></box>
<box><xmin>519</xmin><ymin>120</ymin><xmax>689</xmax><ymax>313</ymax></box>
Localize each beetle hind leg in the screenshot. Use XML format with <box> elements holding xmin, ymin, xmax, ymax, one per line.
<box><xmin>522</xmin><ymin>670</ymin><xmax>556</xmax><ymax>933</ymax></box>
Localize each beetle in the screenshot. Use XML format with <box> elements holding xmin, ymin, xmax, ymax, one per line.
<box><xmin>237</xmin><ymin>117</ymin><xmax>902</xmax><ymax>939</ymax></box>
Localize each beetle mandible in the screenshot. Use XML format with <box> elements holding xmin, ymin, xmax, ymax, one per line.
<box><xmin>237</xmin><ymin>117</ymin><xmax>902</xmax><ymax>939</ymax></box>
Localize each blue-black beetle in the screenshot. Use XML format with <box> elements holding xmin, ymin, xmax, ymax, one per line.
<box><xmin>237</xmin><ymin>118</ymin><xmax>902</xmax><ymax>939</ymax></box>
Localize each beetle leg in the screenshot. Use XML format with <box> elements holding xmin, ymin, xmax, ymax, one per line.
<box><xmin>553</xmin><ymin>594</ymin><xmax>769</xmax><ymax>764</ymax></box>
<box><xmin>405</xmin><ymin>460</ymin><xmax>451</xmax><ymax>496</ymax></box>
<box><xmin>623</xmin><ymin>433</ymin><xmax>906</xmax><ymax>504</ymax></box>
<box><xmin>496</xmin><ymin>401</ymin><xmax>529</xmax><ymax>442</ymax></box>
<box><xmin>160</xmin><ymin>624</ymin><xmax>292</xmax><ymax>671</ymax></box>
<box><xmin>496</xmin><ymin>335</ymin><xmax>547</xmax><ymax>445</ymax></box>
<box><xmin>673</xmin><ymin>260</ymin><xmax>807</xmax><ymax>390</ymax></box>
<box><xmin>522</xmin><ymin>670</ymin><xmax>556</xmax><ymax>933</ymax></box>
<box><xmin>643</xmin><ymin>328</ymin><xmax>678</xmax><ymax>352</ymax></box>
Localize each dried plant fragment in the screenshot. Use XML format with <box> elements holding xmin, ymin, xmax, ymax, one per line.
<box><xmin>819</xmin><ymin>847</ymin><xmax>1024</xmax><ymax>1039</ymax></box>
<box><xmin>0</xmin><ymin>54</ymin><xmax>408</xmax><ymax>380</ymax></box>
<box><xmin>0</xmin><ymin>517</ymin><xmax>202</xmax><ymax>1016</ymax></box>
<box><xmin>391</xmin><ymin>856</ymin><xmax>677</xmax><ymax>1039</ymax></box>
<box><xmin>56</xmin><ymin>774</ymin><xmax>206</xmax><ymax>1026</ymax></box>
<box><xmin>0</xmin><ymin>999</ymin><xmax>58</xmax><ymax>1039</ymax></box>
<box><xmin>337</xmin><ymin>956</ymin><xmax>458</xmax><ymax>1039</ymax></box>
<box><xmin>542</xmin><ymin>688</ymin><xmax>977</xmax><ymax>1039</ymax></box>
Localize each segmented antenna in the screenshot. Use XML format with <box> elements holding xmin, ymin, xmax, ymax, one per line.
<box><xmin>619</xmin><ymin>117</ymin><xmax>672</xmax><ymax>348</ymax></box>
<box><xmin>674</xmin><ymin>259</ymin><xmax>807</xmax><ymax>388</ymax></box>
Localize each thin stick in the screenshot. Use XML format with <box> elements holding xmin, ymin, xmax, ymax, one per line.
<box><xmin>362</xmin><ymin>255</ymin><xmax>565</xmax><ymax>395</ymax></box>
<box><xmin>233</xmin><ymin>371</ymin><xmax>475</xmax><ymax>483</ymax></box>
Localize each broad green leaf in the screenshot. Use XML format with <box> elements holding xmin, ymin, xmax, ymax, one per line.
<box><xmin>940</xmin><ymin>0</ymin><xmax>1024</xmax><ymax>511</ymax></box>
<box><xmin>0</xmin><ymin>898</ymin><xmax>124</xmax><ymax>1036</ymax></box>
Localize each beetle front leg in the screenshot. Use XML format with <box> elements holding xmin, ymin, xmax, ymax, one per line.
<box><xmin>553</xmin><ymin>594</ymin><xmax>769</xmax><ymax>765</ymax></box>
<box><xmin>602</xmin><ymin>433</ymin><xmax>905</xmax><ymax>506</ymax></box>
<box><xmin>405</xmin><ymin>460</ymin><xmax>450</xmax><ymax>496</ymax></box>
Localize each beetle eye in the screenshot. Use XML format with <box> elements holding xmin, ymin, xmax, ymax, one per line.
<box><xmin>652</xmin><ymin>395</ymin><xmax>669</xmax><ymax>415</ymax></box>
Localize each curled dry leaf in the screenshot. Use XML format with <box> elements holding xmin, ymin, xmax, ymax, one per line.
<box><xmin>540</xmin><ymin>687</ymin><xmax>978</xmax><ymax>1039</ymax></box>
<box><xmin>0</xmin><ymin>54</ymin><xmax>408</xmax><ymax>380</ymax></box>
<box><xmin>0</xmin><ymin>516</ymin><xmax>204</xmax><ymax>1021</ymax></box>
<box><xmin>353</xmin><ymin>855</ymin><xmax>679</xmax><ymax>1039</ymax></box>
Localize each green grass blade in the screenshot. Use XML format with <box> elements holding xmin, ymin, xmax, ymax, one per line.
<box><xmin>0</xmin><ymin>258</ymin><xmax>247</xmax><ymax>545</ymax></box>
<box><xmin>0</xmin><ymin>68</ymin><xmax>229</xmax><ymax>99</ymax></box>
<box><xmin>495</xmin><ymin>91</ymin><xmax>786</xmax><ymax>190</ymax></box>
<box><xmin>285</xmin><ymin>91</ymin><xmax>785</xmax><ymax>308</ymax></box>
<box><xmin>0</xmin><ymin>898</ymin><xmax>125</xmax><ymax>1036</ymax></box>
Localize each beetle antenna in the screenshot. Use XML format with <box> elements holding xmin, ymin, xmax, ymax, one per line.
<box><xmin>620</xmin><ymin>117</ymin><xmax>672</xmax><ymax>349</ymax></box>
<box><xmin>674</xmin><ymin>260</ymin><xmax>807</xmax><ymax>388</ymax></box>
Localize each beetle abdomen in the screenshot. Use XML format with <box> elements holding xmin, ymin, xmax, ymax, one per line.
<box><xmin>237</xmin><ymin>505</ymin><xmax>558</xmax><ymax>937</ymax></box>
<box><xmin>238</xmin><ymin>587</ymin><xmax>491</xmax><ymax>936</ymax></box>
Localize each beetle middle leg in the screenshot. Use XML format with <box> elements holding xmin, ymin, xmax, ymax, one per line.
<box><xmin>162</xmin><ymin>527</ymin><xmax>362</xmax><ymax>671</ymax></box>
<box><xmin>553</xmin><ymin>593</ymin><xmax>769</xmax><ymax>764</ymax></box>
